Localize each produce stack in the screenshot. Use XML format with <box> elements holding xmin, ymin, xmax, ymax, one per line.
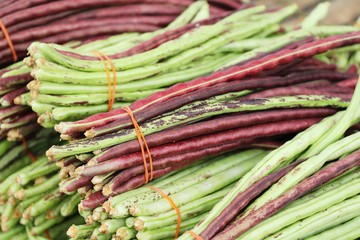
<box><xmin>24</xmin><ymin>0</ymin><xmax>360</xmax><ymax>227</ymax></box>
<box><xmin>1</xmin><ymin>1</ymin><xmax>360</xmax><ymax>239</ymax></box>
<box><xmin>180</xmin><ymin>70</ymin><xmax>360</xmax><ymax>239</ymax></box>
<box><xmin>0</xmin><ymin>130</ymin><xmax>84</xmax><ymax>239</ymax></box>
<box><xmin>26</xmin><ymin>3</ymin><xmax>288</xmax><ymax>128</ymax></box>
<box><xmin>1</xmin><ymin>0</ymin><xmax>233</xmax><ymax>138</ymax></box>
<box><xmin>0</xmin><ymin>0</ymin><xmax>226</xmax><ymax>66</ymax></box>
<box><xmin>66</xmin><ymin>150</ymin><xmax>269</xmax><ymax>239</ymax></box>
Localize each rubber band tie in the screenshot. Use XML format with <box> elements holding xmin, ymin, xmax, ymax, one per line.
<box><xmin>148</xmin><ymin>186</ymin><xmax>181</xmax><ymax>238</ymax></box>
<box><xmin>92</xmin><ymin>51</ymin><xmax>116</xmax><ymax>111</ymax></box>
<box><xmin>0</xmin><ymin>19</ymin><xmax>17</xmax><ymax>62</ymax></box>
<box><xmin>123</xmin><ymin>106</ymin><xmax>153</xmax><ymax>183</ymax></box>
<box><xmin>21</xmin><ymin>136</ymin><xmax>37</xmax><ymax>162</ymax></box>
<box><xmin>186</xmin><ymin>230</ymin><xmax>204</xmax><ymax>240</ymax></box>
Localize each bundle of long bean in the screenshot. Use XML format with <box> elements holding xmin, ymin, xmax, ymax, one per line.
<box><xmin>0</xmin><ymin>0</ymin><xmax>240</xmax><ymax>66</ymax></box>
<box><xmin>0</xmin><ymin>129</ymin><xmax>86</xmax><ymax>239</ymax></box>
<box><xmin>178</xmin><ymin>69</ymin><xmax>360</xmax><ymax>239</ymax></box>
<box><xmin>25</xmin><ymin>3</ymin><xmax>294</xmax><ymax>128</ymax></box>
<box><xmin>36</xmin><ymin>21</ymin><xmax>358</xmax><ymax>207</ymax></box>
<box><xmin>3</xmin><ymin>2</ymin><xmax>357</xmax><ymax>239</ymax></box>
<box><xmin>67</xmin><ymin>149</ymin><xmax>269</xmax><ymax>240</ymax></box>
<box><xmin>1</xmin><ymin>0</ymin><xmax>219</xmax><ymax>138</ymax></box>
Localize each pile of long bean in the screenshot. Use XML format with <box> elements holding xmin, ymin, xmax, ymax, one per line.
<box><xmin>0</xmin><ymin>0</ymin><xmax>236</xmax><ymax>66</ymax></box>
<box><xmin>1</xmin><ymin>1</ymin><xmax>360</xmax><ymax>239</ymax></box>
<box><xmin>0</xmin><ymin>129</ymin><xmax>85</xmax><ymax>239</ymax></box>
<box><xmin>26</xmin><ymin>3</ymin><xmax>292</xmax><ymax>128</ymax></box>
<box><xmin>1</xmin><ymin>0</ymin><xmax>220</xmax><ymax>139</ymax></box>
<box><xmin>179</xmin><ymin>72</ymin><xmax>360</xmax><ymax>239</ymax></box>
<box><xmin>39</xmin><ymin>31</ymin><xmax>358</xmax><ymax>211</ymax></box>
<box><xmin>66</xmin><ymin>150</ymin><xmax>268</xmax><ymax>240</ymax></box>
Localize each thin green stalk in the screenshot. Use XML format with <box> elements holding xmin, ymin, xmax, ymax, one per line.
<box><xmin>130</xmin><ymin>154</ymin><xmax>263</xmax><ymax>216</ymax></box>
<box><xmin>264</xmin><ymin>195</ymin><xmax>360</xmax><ymax>240</ymax></box>
<box><xmin>302</xmin><ymin>75</ymin><xmax>360</xmax><ymax>158</ymax></box>
<box><xmin>168</xmin><ymin>1</ymin><xmax>206</xmax><ymax>28</ymax></box>
<box><xmin>0</xmin><ymin>157</ymin><xmax>47</xmax><ymax>195</ymax></box>
<box><xmin>47</xmin><ymin>215</ymin><xmax>84</xmax><ymax>239</ymax></box>
<box><xmin>48</xmin><ymin>95</ymin><xmax>348</xmax><ymax>159</ymax></box>
<box><xmin>92</xmin><ymin>207</ymin><xmax>108</xmax><ymax>222</ymax></box>
<box><xmin>33</xmin><ymin>89</ymin><xmax>159</xmax><ymax>106</ymax></box>
<box><xmin>29</xmin><ymin>190</ymin><xmax>66</xmax><ymax>218</ymax></box>
<box><xmin>13</xmin><ymin>93</ymin><xmax>30</xmax><ymax>106</ymax></box>
<box><xmin>60</xmin><ymin>193</ymin><xmax>81</xmax><ymax>217</ymax></box>
<box><xmin>179</xmin><ymin>111</ymin><xmax>345</xmax><ymax>239</ymax></box>
<box><xmin>30</xmin><ymin>215</ymin><xmax>64</xmax><ymax>236</ymax></box>
<box><xmin>29</xmin><ymin>101</ymin><xmax>56</xmax><ymax>114</ymax></box>
<box><xmin>0</xmin><ymin>155</ymin><xmax>31</xmax><ymax>182</ymax></box>
<box><xmin>101</xmin><ymin>0</ymin><xmax>205</xmax><ymax>54</ymax></box>
<box><xmin>91</xmin><ymin>227</ymin><xmax>112</xmax><ymax>240</ymax></box>
<box><xmin>1</xmin><ymin>198</ymin><xmax>17</xmax><ymax>232</ymax></box>
<box><xmin>126</xmin><ymin>217</ymin><xmax>135</xmax><ymax>227</ymax></box>
<box><xmin>105</xmin><ymin>159</ymin><xmax>208</xmax><ymax>215</ymax></box>
<box><xmin>33</xmin><ymin>5</ymin><xmax>265</xmax><ymax>71</ymax></box>
<box><xmin>0</xmin><ymin>139</ymin><xmax>15</xmax><ymax>157</ymax></box>
<box><xmin>2</xmin><ymin>64</ymin><xmax>30</xmax><ymax>78</ymax></box>
<box><xmin>0</xmin><ymin>225</ymin><xmax>24</xmax><ymax>239</ymax></box>
<box><xmin>14</xmin><ymin>174</ymin><xmax>60</xmax><ymax>200</ymax></box>
<box><xmin>191</xmin><ymin>1</ymin><xmax>209</xmax><ymax>22</ymax></box>
<box><xmin>8</xmin><ymin>232</ymin><xmax>28</xmax><ymax>240</ymax></box>
<box><xmin>37</xmin><ymin>113</ymin><xmax>59</xmax><ymax>128</ymax></box>
<box><xmin>240</xmin><ymin>131</ymin><xmax>360</xmax><ymax>218</ymax></box>
<box><xmin>136</xmin><ymin>213</ymin><xmax>206</xmax><ymax>240</ymax></box>
<box><xmin>67</xmin><ymin>223</ymin><xmax>99</xmax><ymax>239</ymax></box>
<box><xmin>76</xmin><ymin>33</ymin><xmax>140</xmax><ymax>54</ymax></box>
<box><xmin>134</xmin><ymin>186</ymin><xmax>231</xmax><ymax>231</ymax></box>
<box><xmin>32</xmin><ymin>23</ymin><xmax>258</xmax><ymax>85</ymax></box>
<box><xmin>238</xmin><ymin>177</ymin><xmax>360</xmax><ymax>239</ymax></box>
<box><xmin>301</xmin><ymin>1</ymin><xmax>330</xmax><ymax>29</ymax></box>
<box><xmin>16</xmin><ymin>162</ymin><xmax>59</xmax><ymax>186</ymax></box>
<box><xmin>110</xmin><ymin>150</ymin><xmax>265</xmax><ymax>218</ymax></box>
<box><xmin>115</xmin><ymin>226</ymin><xmax>137</xmax><ymax>240</ymax></box>
<box><xmin>99</xmin><ymin>218</ymin><xmax>126</xmax><ymax>234</ymax></box>
<box><xmin>17</xmin><ymin>193</ymin><xmax>46</xmax><ymax>213</ymax></box>
<box><xmin>285</xmin><ymin>167</ymin><xmax>360</xmax><ymax>209</ymax></box>
<box><xmin>34</xmin><ymin>213</ymin><xmax>47</xmax><ymax>226</ymax></box>
<box><xmin>255</xmin><ymin>24</ymin><xmax>280</xmax><ymax>37</ymax></box>
<box><xmin>305</xmin><ymin>216</ymin><xmax>360</xmax><ymax>240</ymax></box>
<box><xmin>220</xmin><ymin>38</ymin><xmax>273</xmax><ymax>53</ymax></box>
<box><xmin>30</xmin><ymin>53</ymin><xmax>237</xmax><ymax>93</ymax></box>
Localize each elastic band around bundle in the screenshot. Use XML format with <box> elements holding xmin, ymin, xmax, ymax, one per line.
<box><xmin>92</xmin><ymin>51</ymin><xmax>116</xmax><ymax>111</ymax></box>
<box><xmin>186</xmin><ymin>230</ymin><xmax>204</xmax><ymax>240</ymax></box>
<box><xmin>148</xmin><ymin>186</ymin><xmax>181</xmax><ymax>238</ymax></box>
<box><xmin>0</xmin><ymin>19</ymin><xmax>18</xmax><ymax>62</ymax></box>
<box><xmin>21</xmin><ymin>136</ymin><xmax>37</xmax><ymax>162</ymax></box>
<box><xmin>123</xmin><ymin>106</ymin><xmax>153</xmax><ymax>183</ymax></box>
<box><xmin>44</xmin><ymin>230</ymin><xmax>52</xmax><ymax>239</ymax></box>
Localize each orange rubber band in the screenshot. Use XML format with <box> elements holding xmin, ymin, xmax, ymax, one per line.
<box><xmin>123</xmin><ymin>106</ymin><xmax>153</xmax><ymax>183</ymax></box>
<box><xmin>92</xmin><ymin>51</ymin><xmax>116</xmax><ymax>111</ymax></box>
<box><xmin>0</xmin><ymin>19</ymin><xmax>17</xmax><ymax>62</ymax></box>
<box><xmin>148</xmin><ymin>186</ymin><xmax>181</xmax><ymax>239</ymax></box>
<box><xmin>44</xmin><ymin>230</ymin><xmax>52</xmax><ymax>240</ymax></box>
<box><xmin>21</xmin><ymin>136</ymin><xmax>37</xmax><ymax>162</ymax></box>
<box><xmin>186</xmin><ymin>230</ymin><xmax>204</xmax><ymax>240</ymax></box>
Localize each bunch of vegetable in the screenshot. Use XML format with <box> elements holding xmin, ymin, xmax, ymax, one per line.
<box><xmin>179</xmin><ymin>68</ymin><xmax>360</xmax><ymax>240</ymax></box>
<box><xmin>33</xmin><ymin>14</ymin><xmax>358</xmax><ymax>209</ymax></box>
<box><xmin>0</xmin><ymin>0</ymin><xmax>236</xmax><ymax>66</ymax></box>
<box><xmin>1</xmin><ymin>1</ymin><xmax>360</xmax><ymax>239</ymax></box>
<box><xmin>1</xmin><ymin>0</ymin><xmax>226</xmax><ymax>139</ymax></box>
<box><xmin>66</xmin><ymin>150</ymin><xmax>268</xmax><ymax>239</ymax></box>
<box><xmin>25</xmin><ymin>3</ymin><xmax>292</xmax><ymax>128</ymax></box>
<box><xmin>0</xmin><ymin>130</ymin><xmax>84</xmax><ymax>239</ymax></box>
